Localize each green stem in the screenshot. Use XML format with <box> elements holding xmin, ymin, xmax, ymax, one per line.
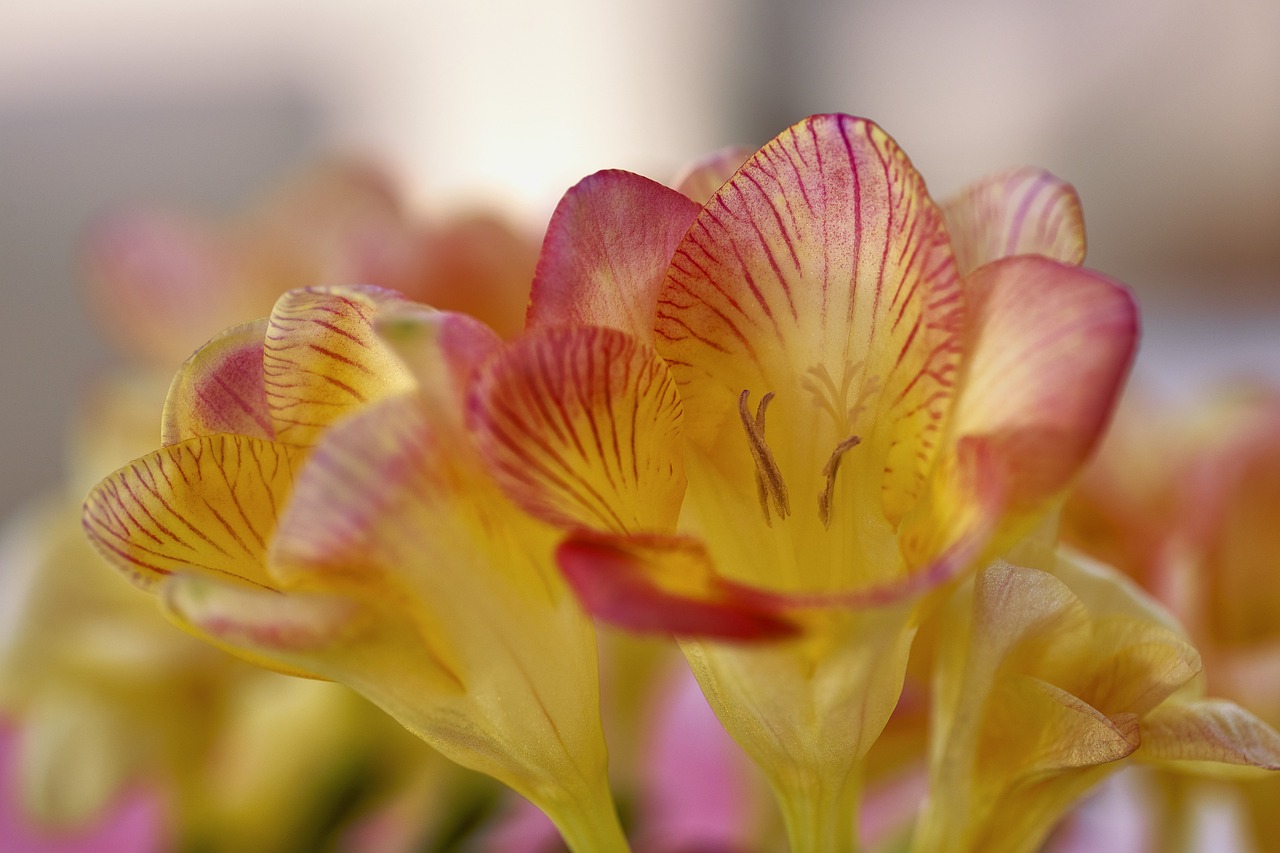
<box><xmin>776</xmin><ymin>765</ymin><xmax>862</xmax><ymax>853</ymax></box>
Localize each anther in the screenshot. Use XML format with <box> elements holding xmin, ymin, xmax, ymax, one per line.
<box><xmin>739</xmin><ymin>389</ymin><xmax>790</xmax><ymax>526</ymax></box>
<box><xmin>818</xmin><ymin>435</ymin><xmax>861</xmax><ymax>528</ymax></box>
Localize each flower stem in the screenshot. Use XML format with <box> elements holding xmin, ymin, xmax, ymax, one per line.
<box><xmin>776</xmin><ymin>766</ymin><xmax>862</xmax><ymax>853</ymax></box>
<box><xmin>541</xmin><ymin>781</ymin><xmax>630</xmax><ymax>853</ymax></box>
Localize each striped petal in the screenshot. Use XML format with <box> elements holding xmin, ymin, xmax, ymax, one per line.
<box><xmin>263</xmin><ymin>285</ymin><xmax>416</xmax><ymax>446</ymax></box>
<box><xmin>556</xmin><ymin>531</ymin><xmax>797</xmax><ymax>640</ymax></box>
<box><xmin>673</xmin><ymin>145</ymin><xmax>752</xmax><ymax>204</ymax></box>
<box><xmin>82</xmin><ymin>435</ymin><xmax>304</xmax><ymax>590</ymax></box>
<box><xmin>943</xmin><ymin>167</ymin><xmax>1086</xmax><ymax>276</ymax></box>
<box><xmin>525</xmin><ymin>170</ymin><xmax>700</xmax><ymax>340</ymax></box>
<box><xmin>468</xmin><ymin>325</ymin><xmax>686</xmax><ymax>534</ymax></box>
<box><xmin>655</xmin><ymin>114</ymin><xmax>963</xmax><ymax>526</ymax></box>
<box><xmin>161</xmin><ymin>319</ymin><xmax>273</xmax><ymax>445</ymax></box>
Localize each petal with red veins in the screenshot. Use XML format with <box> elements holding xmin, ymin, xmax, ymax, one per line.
<box><xmin>469</xmin><ymin>325</ymin><xmax>686</xmax><ymax>535</ymax></box>
<box><xmin>655</xmin><ymin>114</ymin><xmax>963</xmax><ymax>527</ymax></box>
<box><xmin>556</xmin><ymin>531</ymin><xmax>798</xmax><ymax>640</ymax></box>
<box><xmin>526</xmin><ymin>170</ymin><xmax>700</xmax><ymax>340</ymax></box>
<box><xmin>263</xmin><ymin>285</ymin><xmax>416</xmax><ymax>446</ymax></box>
<box><xmin>673</xmin><ymin>145</ymin><xmax>753</xmax><ymax>204</ymax></box>
<box><xmin>161</xmin><ymin>319</ymin><xmax>273</xmax><ymax>445</ymax></box>
<box><xmin>82</xmin><ymin>435</ymin><xmax>303</xmax><ymax>590</ymax></box>
<box><xmin>943</xmin><ymin>167</ymin><xmax>1086</xmax><ymax>275</ymax></box>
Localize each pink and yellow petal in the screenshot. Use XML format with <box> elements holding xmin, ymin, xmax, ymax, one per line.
<box><xmin>469</xmin><ymin>325</ymin><xmax>686</xmax><ymax>534</ymax></box>
<box><xmin>375</xmin><ymin>303</ymin><xmax>503</xmax><ymax>419</ymax></box>
<box><xmin>158</xmin><ymin>572</ymin><xmax>364</xmax><ymax>680</ymax></box>
<box><xmin>655</xmin><ymin>114</ymin><xmax>963</xmax><ymax>531</ymax></box>
<box><xmin>525</xmin><ymin>170</ymin><xmax>699</xmax><ymax>340</ymax></box>
<box><xmin>82</xmin><ymin>435</ymin><xmax>304</xmax><ymax>590</ymax></box>
<box><xmin>673</xmin><ymin>145</ymin><xmax>752</xmax><ymax>204</ymax></box>
<box><xmin>942</xmin><ymin>167</ymin><xmax>1086</xmax><ymax>275</ymax></box>
<box><xmin>934</xmin><ymin>256</ymin><xmax>1137</xmax><ymax>549</ymax></box>
<box><xmin>263</xmin><ymin>285</ymin><xmax>417</xmax><ymax>446</ymax></box>
<box><xmin>161</xmin><ymin>319</ymin><xmax>273</xmax><ymax>445</ymax></box>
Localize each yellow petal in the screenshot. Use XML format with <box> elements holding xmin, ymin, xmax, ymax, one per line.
<box><xmin>470</xmin><ymin>325</ymin><xmax>686</xmax><ymax>534</ymax></box>
<box><xmin>82</xmin><ymin>435</ymin><xmax>303</xmax><ymax>590</ymax></box>
<box><xmin>1139</xmin><ymin>699</ymin><xmax>1280</xmax><ymax>774</ymax></box>
<box><xmin>263</xmin><ymin>285</ymin><xmax>416</xmax><ymax>446</ymax></box>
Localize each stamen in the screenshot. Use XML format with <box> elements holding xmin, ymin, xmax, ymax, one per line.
<box><xmin>818</xmin><ymin>435</ymin><xmax>861</xmax><ymax>528</ymax></box>
<box><xmin>739</xmin><ymin>389</ymin><xmax>791</xmax><ymax>525</ymax></box>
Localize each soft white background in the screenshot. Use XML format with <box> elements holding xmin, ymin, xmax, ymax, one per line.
<box><xmin>1</xmin><ymin>0</ymin><xmax>1278</xmax><ymax>515</ymax></box>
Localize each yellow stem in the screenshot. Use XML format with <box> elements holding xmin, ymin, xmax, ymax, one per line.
<box><xmin>539</xmin><ymin>779</ymin><xmax>630</xmax><ymax>853</ymax></box>
<box><xmin>775</xmin><ymin>765</ymin><xmax>862</xmax><ymax>853</ymax></box>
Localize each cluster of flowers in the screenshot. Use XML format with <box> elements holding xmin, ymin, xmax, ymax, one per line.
<box><xmin>4</xmin><ymin>114</ymin><xmax>1279</xmax><ymax>852</ymax></box>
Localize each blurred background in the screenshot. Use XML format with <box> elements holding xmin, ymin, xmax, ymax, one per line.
<box><xmin>2</xmin><ymin>0</ymin><xmax>1278</xmax><ymax>517</ymax></box>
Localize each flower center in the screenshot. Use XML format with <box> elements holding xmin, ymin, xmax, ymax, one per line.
<box><xmin>739</xmin><ymin>388</ymin><xmax>862</xmax><ymax>529</ymax></box>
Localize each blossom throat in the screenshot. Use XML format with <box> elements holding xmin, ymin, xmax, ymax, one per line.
<box><xmin>738</xmin><ymin>389</ymin><xmax>861</xmax><ymax>530</ymax></box>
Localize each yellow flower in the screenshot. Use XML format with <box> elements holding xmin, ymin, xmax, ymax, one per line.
<box><xmin>915</xmin><ymin>551</ymin><xmax>1280</xmax><ymax>853</ymax></box>
<box><xmin>470</xmin><ymin>114</ymin><xmax>1136</xmax><ymax>849</ymax></box>
<box><xmin>83</xmin><ymin>286</ymin><xmax>627</xmax><ymax>851</ymax></box>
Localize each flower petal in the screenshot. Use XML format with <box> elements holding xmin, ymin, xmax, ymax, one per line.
<box><xmin>159</xmin><ymin>572</ymin><xmax>361</xmax><ymax>678</ymax></box>
<box><xmin>673</xmin><ymin>145</ymin><xmax>752</xmax><ymax>204</ymax></box>
<box><xmin>555</xmin><ymin>531</ymin><xmax>798</xmax><ymax>640</ymax></box>
<box><xmin>469</xmin><ymin>325</ymin><xmax>686</xmax><ymax>534</ymax></box>
<box><xmin>1139</xmin><ymin>699</ymin><xmax>1280</xmax><ymax>772</ymax></box>
<box><xmin>526</xmin><ymin>170</ymin><xmax>700</xmax><ymax>339</ymax></box>
<box><xmin>947</xmin><ymin>256</ymin><xmax>1138</xmax><ymax>514</ymax></box>
<box><xmin>375</xmin><ymin>303</ymin><xmax>503</xmax><ymax>415</ymax></box>
<box><xmin>263</xmin><ymin>285</ymin><xmax>416</xmax><ymax>446</ymax></box>
<box><xmin>655</xmin><ymin>114</ymin><xmax>963</xmax><ymax>526</ymax></box>
<box><xmin>270</xmin><ymin>394</ymin><xmax>569</xmax><ymax>644</ymax></box>
<box><xmin>161</xmin><ymin>319</ymin><xmax>273</xmax><ymax>445</ymax></box>
<box><xmin>82</xmin><ymin>435</ymin><xmax>303</xmax><ymax>590</ymax></box>
<box><xmin>943</xmin><ymin>167</ymin><xmax>1086</xmax><ymax>275</ymax></box>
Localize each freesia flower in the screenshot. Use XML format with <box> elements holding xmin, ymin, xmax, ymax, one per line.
<box><xmin>1</xmin><ymin>155</ymin><xmax>546</xmax><ymax>846</ymax></box>
<box><xmin>914</xmin><ymin>551</ymin><xmax>1280</xmax><ymax>853</ymax></box>
<box><xmin>82</xmin><ymin>286</ymin><xmax>628</xmax><ymax>851</ymax></box>
<box><xmin>472</xmin><ymin>114</ymin><xmax>1136</xmax><ymax>849</ymax></box>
